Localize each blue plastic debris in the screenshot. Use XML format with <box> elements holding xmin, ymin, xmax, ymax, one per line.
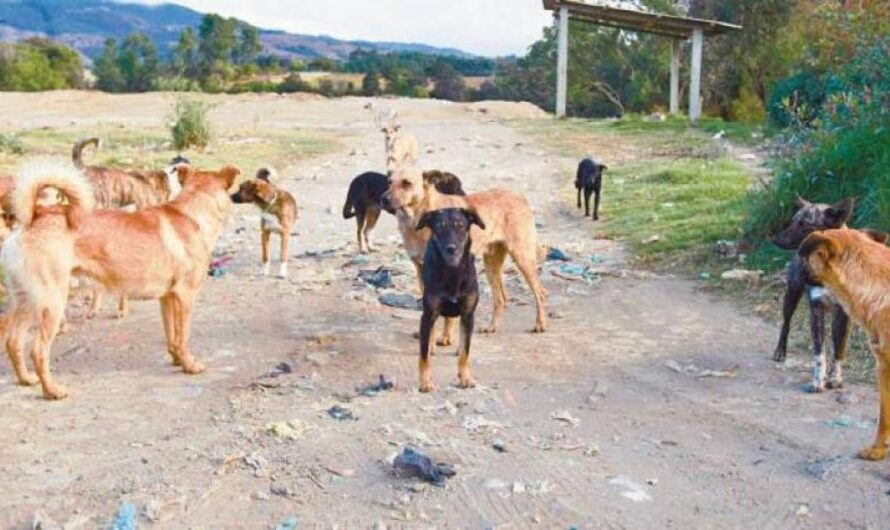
<box><xmin>275</xmin><ymin>516</ymin><xmax>298</xmax><ymax>530</ymax></box>
<box><xmin>546</xmin><ymin>247</ymin><xmax>571</xmax><ymax>262</ymax></box>
<box><xmin>109</xmin><ymin>501</ymin><xmax>136</xmax><ymax>530</ymax></box>
<box><xmin>393</xmin><ymin>445</ymin><xmax>456</xmax><ymax>486</ymax></box>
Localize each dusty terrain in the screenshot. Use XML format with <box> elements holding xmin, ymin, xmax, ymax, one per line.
<box><xmin>0</xmin><ymin>93</ymin><xmax>888</xmax><ymax>529</ymax></box>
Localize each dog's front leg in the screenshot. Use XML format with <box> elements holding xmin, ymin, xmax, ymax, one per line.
<box><xmin>828</xmin><ymin>305</ymin><xmax>851</xmax><ymax>389</ymax></box>
<box><xmin>4</xmin><ymin>309</ymin><xmax>38</xmax><ymax>386</ymax></box>
<box><xmin>457</xmin><ymin>310</ymin><xmax>476</xmax><ymax>389</ymax></box>
<box><xmin>160</xmin><ymin>295</ymin><xmax>181</xmax><ymax>366</ymax></box>
<box><xmin>593</xmin><ymin>187</ymin><xmax>601</xmax><ymax>221</ymax></box>
<box><xmin>86</xmin><ymin>289</ymin><xmax>102</xmax><ymax>319</ymax></box>
<box><xmin>172</xmin><ymin>292</ymin><xmax>205</xmax><ymax>375</ymax></box>
<box><xmin>858</xmin><ymin>350</ymin><xmax>890</xmax><ymax>461</ymax></box>
<box><xmin>774</xmin><ymin>264</ymin><xmax>804</xmax><ymax>362</ymax></box>
<box><xmin>419</xmin><ymin>308</ymin><xmax>437</xmax><ymax>392</ymax></box>
<box><xmin>117</xmin><ymin>297</ymin><xmax>129</xmax><ymax>319</ymax></box>
<box><xmin>260</xmin><ymin>229</ymin><xmax>271</xmax><ymax>276</ymax></box>
<box><xmin>583</xmin><ymin>188</ymin><xmax>592</xmax><ymax>217</ymax></box>
<box><xmin>807</xmin><ymin>297</ymin><xmax>827</xmax><ymax>393</ymax></box>
<box><xmin>278</xmin><ymin>231</ymin><xmax>290</xmax><ymax>279</ymax></box>
<box><xmin>576</xmin><ymin>187</ymin><xmax>582</xmax><ymax>210</ymax></box>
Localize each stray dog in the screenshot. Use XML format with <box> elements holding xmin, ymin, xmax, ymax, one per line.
<box><xmin>0</xmin><ymin>159</ymin><xmax>238</xmax><ymax>399</ymax></box>
<box><xmin>383</xmin><ymin>168</ymin><xmax>547</xmax><ymax>340</ymax></box>
<box><xmin>798</xmin><ymin>228</ymin><xmax>890</xmax><ymax>461</ymax></box>
<box><xmin>379</xmin><ymin>111</ymin><xmax>418</xmax><ymax>174</ymax></box>
<box><xmin>415</xmin><ymin>208</ymin><xmax>485</xmax><ymax>392</ymax></box>
<box><xmin>575</xmin><ymin>157</ymin><xmax>606</xmax><ymax>220</ymax></box>
<box><xmin>231</xmin><ymin>167</ymin><xmax>298</xmax><ymax>278</ymax></box>
<box><xmin>423</xmin><ymin>170</ymin><xmax>466</xmax><ymax>196</ymax></box>
<box><xmin>343</xmin><ymin>171</ymin><xmax>390</xmax><ymax>253</ymax></box>
<box><xmin>772</xmin><ymin>197</ymin><xmax>855</xmax><ymax>392</ymax></box>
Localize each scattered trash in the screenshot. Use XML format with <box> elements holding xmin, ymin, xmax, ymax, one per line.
<box><xmin>358</xmin><ymin>267</ymin><xmax>395</xmax><ymax>289</ymax></box>
<box><xmin>492</xmin><ymin>439</ymin><xmax>508</xmax><ymax>453</ymax></box>
<box><xmin>550</xmin><ymin>410</ymin><xmax>581</xmax><ymax>427</ymax></box>
<box><xmin>143</xmin><ymin>499</ymin><xmax>163</xmax><ymax>522</ymax></box>
<box><xmin>824</xmin><ymin>416</ymin><xmax>872</xmax><ymax>429</ymax></box>
<box><xmin>664</xmin><ymin>360</ymin><xmax>739</xmax><ymax>378</ymax></box>
<box><xmin>392</xmin><ymin>446</ymin><xmax>456</xmax><ymax>486</ymax></box>
<box><xmin>266</xmin><ymin>362</ymin><xmax>293</xmax><ymax>378</ymax></box>
<box><xmin>360</xmin><ymin>374</ymin><xmax>394</xmax><ymax>396</ymax></box>
<box><xmin>714</xmin><ymin>239</ymin><xmax>740</xmax><ymax>259</ymax></box>
<box><xmin>646</xmin><ymin>478</ymin><xmax>659</xmax><ymax>486</ymax></box>
<box><xmin>462</xmin><ymin>415</ymin><xmax>504</xmax><ymax>433</ymax></box>
<box><xmin>588</xmin><ymin>254</ymin><xmax>606</xmax><ymax>264</ymax></box>
<box><xmin>379</xmin><ymin>292</ymin><xmax>421</xmax><ymax>311</ymax></box>
<box><xmin>795</xmin><ymin>504</ymin><xmax>811</xmax><ymax>518</ymax></box>
<box><xmin>608</xmin><ymin>476</ymin><xmax>652</xmax><ymax>503</ymax></box>
<box><xmin>327</xmin><ymin>404</ymin><xmax>358</xmax><ymax>421</ymax></box>
<box><xmin>267</xmin><ymin>419</ymin><xmax>316</xmax><ymax>440</ymax></box>
<box><xmin>642</xmin><ymin>235</ymin><xmax>661</xmax><ymax>245</ymax></box>
<box><xmin>699</xmin><ymin>271</ymin><xmax>712</xmax><ymax>280</ymax></box>
<box><xmin>584</xmin><ymin>444</ymin><xmax>601</xmax><ymax>457</ymax></box>
<box><xmin>276</xmin><ymin>516</ymin><xmax>299</xmax><ymax>530</ymax></box>
<box><xmin>109</xmin><ymin>501</ymin><xmax>137</xmax><ymax>530</ymax></box>
<box><xmin>720</xmin><ymin>269</ymin><xmax>763</xmax><ymax>282</ymax></box>
<box><xmin>546</xmin><ymin>247</ymin><xmax>570</xmax><ymax>262</ymax></box>
<box><xmin>484</xmin><ymin>478</ymin><xmax>509</xmax><ymax>490</ymax></box>
<box><xmin>512</xmin><ymin>479</ymin><xmax>555</xmax><ymax>496</ymax></box>
<box><xmin>805</xmin><ymin>456</ymin><xmax>842</xmax><ymax>480</ymax></box>
<box><xmin>550</xmin><ymin>263</ymin><xmax>598</xmax><ymax>282</ymax></box>
<box><xmin>208</xmin><ymin>256</ymin><xmax>232</xmax><ymax>277</ymax></box>
<box><xmin>346</xmin><ymin>254</ymin><xmax>372</xmax><ymax>266</ymax></box>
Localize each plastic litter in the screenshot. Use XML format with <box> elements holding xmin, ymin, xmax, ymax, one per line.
<box><xmin>360</xmin><ymin>374</ymin><xmax>394</xmax><ymax>396</ymax></box>
<box><xmin>546</xmin><ymin>247</ymin><xmax>570</xmax><ymax>262</ymax></box>
<box><xmin>266</xmin><ymin>362</ymin><xmax>293</xmax><ymax>378</ymax></box>
<box><xmin>327</xmin><ymin>404</ymin><xmax>358</xmax><ymax>421</ymax></box>
<box><xmin>109</xmin><ymin>501</ymin><xmax>137</xmax><ymax>530</ymax></box>
<box><xmin>208</xmin><ymin>256</ymin><xmax>232</xmax><ymax>277</ymax></box>
<box><xmin>275</xmin><ymin>516</ymin><xmax>299</xmax><ymax>530</ymax></box>
<box><xmin>379</xmin><ymin>292</ymin><xmax>421</xmax><ymax>310</ymax></box>
<box><xmin>393</xmin><ymin>446</ymin><xmax>456</xmax><ymax>486</ymax></box>
<box><xmin>358</xmin><ymin>267</ymin><xmax>395</xmax><ymax>289</ymax></box>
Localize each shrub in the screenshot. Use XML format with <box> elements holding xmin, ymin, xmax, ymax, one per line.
<box><xmin>170</xmin><ymin>97</ymin><xmax>212</xmax><ymax>151</ymax></box>
<box><xmin>0</xmin><ymin>134</ymin><xmax>25</xmax><ymax>155</ymax></box>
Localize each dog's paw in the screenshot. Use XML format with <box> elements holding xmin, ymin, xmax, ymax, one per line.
<box><xmin>419</xmin><ymin>382</ymin><xmax>435</xmax><ymax>393</ymax></box>
<box><xmin>530</xmin><ymin>324</ymin><xmax>546</xmax><ymax>334</ymax></box>
<box><xmin>772</xmin><ymin>349</ymin><xmax>787</xmax><ymax>363</ymax></box>
<box><xmin>42</xmin><ymin>385</ymin><xmax>69</xmax><ymax>400</ymax></box>
<box><xmin>857</xmin><ymin>445</ymin><xmax>888</xmax><ymax>461</ymax></box>
<box><xmin>182</xmin><ymin>360</ymin><xmax>206</xmax><ymax>374</ymax></box>
<box><xmin>480</xmin><ymin>326</ymin><xmax>497</xmax><ymax>334</ymax></box>
<box><xmin>436</xmin><ymin>336</ymin><xmax>453</xmax><ymax>347</ymax></box>
<box><xmin>260</xmin><ymin>263</ymin><xmax>271</xmax><ymax>276</ymax></box>
<box><xmin>16</xmin><ymin>373</ymin><xmax>39</xmax><ymax>386</ymax></box>
<box><xmin>826</xmin><ymin>379</ymin><xmax>844</xmax><ymax>390</ymax></box>
<box><xmin>276</xmin><ymin>264</ymin><xmax>289</xmax><ymax>279</ymax></box>
<box><xmin>115</xmin><ymin>310</ymin><xmax>128</xmax><ymax>320</ymax></box>
<box><xmin>458</xmin><ymin>376</ymin><xmax>476</xmax><ymax>389</ymax></box>
<box><xmin>805</xmin><ymin>383</ymin><xmax>825</xmax><ymax>394</ymax></box>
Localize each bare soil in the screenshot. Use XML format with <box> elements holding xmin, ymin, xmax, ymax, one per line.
<box><xmin>0</xmin><ymin>93</ymin><xmax>888</xmax><ymax>529</ymax></box>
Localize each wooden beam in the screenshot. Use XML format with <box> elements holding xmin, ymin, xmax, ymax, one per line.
<box><xmin>556</xmin><ymin>5</ymin><xmax>569</xmax><ymax>118</ymax></box>
<box><xmin>670</xmin><ymin>40</ymin><xmax>680</xmax><ymax>114</ymax></box>
<box><xmin>689</xmin><ymin>28</ymin><xmax>703</xmax><ymax>122</ymax></box>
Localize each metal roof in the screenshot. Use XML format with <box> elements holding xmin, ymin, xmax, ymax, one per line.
<box><xmin>542</xmin><ymin>0</ymin><xmax>742</xmax><ymax>39</ymax></box>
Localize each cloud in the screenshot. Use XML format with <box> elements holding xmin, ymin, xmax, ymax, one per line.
<box><xmin>130</xmin><ymin>0</ymin><xmax>553</xmax><ymax>56</ymax></box>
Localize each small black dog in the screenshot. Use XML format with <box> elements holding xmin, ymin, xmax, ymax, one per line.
<box><xmin>575</xmin><ymin>157</ymin><xmax>607</xmax><ymax>220</ymax></box>
<box><xmin>415</xmin><ymin>207</ymin><xmax>485</xmax><ymax>392</ymax></box>
<box><xmin>773</xmin><ymin>197</ymin><xmax>854</xmax><ymax>392</ymax></box>
<box><xmin>343</xmin><ymin>171</ymin><xmax>390</xmax><ymax>253</ymax></box>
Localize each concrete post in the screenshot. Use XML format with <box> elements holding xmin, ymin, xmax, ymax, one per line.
<box><xmin>669</xmin><ymin>40</ymin><xmax>680</xmax><ymax>115</ymax></box>
<box><xmin>556</xmin><ymin>6</ymin><xmax>569</xmax><ymax>118</ymax></box>
<box><xmin>689</xmin><ymin>27</ymin><xmax>703</xmax><ymax>122</ymax></box>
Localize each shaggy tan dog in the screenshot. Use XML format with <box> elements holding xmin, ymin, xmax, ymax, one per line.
<box><xmin>380</xmin><ymin>114</ymin><xmax>418</xmax><ymax>174</ymax></box>
<box><xmin>385</xmin><ymin>168</ymin><xmax>547</xmax><ymax>343</ymax></box>
<box><xmin>799</xmin><ymin>228</ymin><xmax>890</xmax><ymax>462</ymax></box>
<box><xmin>0</xmin><ymin>159</ymin><xmax>238</xmax><ymax>400</ymax></box>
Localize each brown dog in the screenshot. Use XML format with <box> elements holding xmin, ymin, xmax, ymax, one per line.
<box><xmin>230</xmin><ymin>168</ymin><xmax>298</xmax><ymax>278</ymax></box>
<box><xmin>383</xmin><ymin>168</ymin><xmax>547</xmax><ymax>344</ymax></box>
<box><xmin>0</xmin><ymin>159</ymin><xmax>238</xmax><ymax>399</ymax></box>
<box><xmin>799</xmin><ymin>228</ymin><xmax>890</xmax><ymax>461</ymax></box>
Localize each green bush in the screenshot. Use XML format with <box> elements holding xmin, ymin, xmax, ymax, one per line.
<box><xmin>0</xmin><ymin>134</ymin><xmax>25</xmax><ymax>155</ymax></box>
<box><xmin>744</xmin><ymin>36</ymin><xmax>890</xmax><ymax>269</ymax></box>
<box><xmin>170</xmin><ymin>97</ymin><xmax>213</xmax><ymax>151</ymax></box>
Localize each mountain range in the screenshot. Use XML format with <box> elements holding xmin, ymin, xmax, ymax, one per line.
<box><xmin>0</xmin><ymin>0</ymin><xmax>477</xmax><ymax>62</ymax></box>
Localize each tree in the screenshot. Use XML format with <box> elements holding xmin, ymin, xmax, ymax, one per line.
<box><xmin>173</xmin><ymin>27</ymin><xmax>200</xmax><ymax>79</ymax></box>
<box><xmin>235</xmin><ymin>23</ymin><xmax>262</xmax><ymax>66</ymax></box>
<box><xmin>361</xmin><ymin>68</ymin><xmax>381</xmax><ymax>96</ymax></box>
<box><xmin>117</xmin><ymin>33</ymin><xmax>160</xmax><ymax>92</ymax></box>
<box><xmin>429</xmin><ymin>60</ymin><xmax>465</xmax><ymax>101</ymax></box>
<box><xmin>198</xmin><ymin>13</ymin><xmax>238</xmax><ymax>83</ymax></box>
<box><xmin>94</xmin><ymin>38</ymin><xmax>125</xmax><ymax>92</ymax></box>
<box><xmin>0</xmin><ymin>39</ymin><xmax>83</xmax><ymax>91</ymax></box>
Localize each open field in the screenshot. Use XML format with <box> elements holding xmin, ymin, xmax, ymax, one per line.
<box><xmin>0</xmin><ymin>92</ymin><xmax>888</xmax><ymax>528</ymax></box>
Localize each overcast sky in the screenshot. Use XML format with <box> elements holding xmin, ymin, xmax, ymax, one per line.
<box><xmin>133</xmin><ymin>0</ymin><xmax>554</xmax><ymax>57</ymax></box>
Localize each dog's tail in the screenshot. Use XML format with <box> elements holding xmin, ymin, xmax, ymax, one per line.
<box><xmin>14</xmin><ymin>158</ymin><xmax>94</xmax><ymax>229</ymax></box>
<box><xmin>343</xmin><ymin>180</ymin><xmax>359</xmax><ymax>219</ymax></box>
<box><xmin>71</xmin><ymin>137</ymin><xmax>101</xmax><ymax>170</ymax></box>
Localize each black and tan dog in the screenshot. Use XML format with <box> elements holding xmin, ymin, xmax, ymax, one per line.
<box><xmin>231</xmin><ymin>168</ymin><xmax>298</xmax><ymax>278</ymax></box>
<box><xmin>575</xmin><ymin>157</ymin><xmax>607</xmax><ymax>220</ymax></box>
<box><xmin>415</xmin><ymin>207</ymin><xmax>485</xmax><ymax>392</ymax></box>
<box><xmin>343</xmin><ymin>171</ymin><xmax>389</xmax><ymax>253</ymax></box>
<box><xmin>772</xmin><ymin>197</ymin><xmax>855</xmax><ymax>392</ymax></box>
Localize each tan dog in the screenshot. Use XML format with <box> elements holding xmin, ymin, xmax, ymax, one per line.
<box><xmin>799</xmin><ymin>228</ymin><xmax>890</xmax><ymax>461</ymax></box>
<box><xmin>0</xmin><ymin>159</ymin><xmax>238</xmax><ymax>400</ymax></box>
<box><xmin>230</xmin><ymin>168</ymin><xmax>298</xmax><ymax>278</ymax></box>
<box><xmin>379</xmin><ymin>112</ymin><xmax>418</xmax><ymax>174</ymax></box>
<box><xmin>72</xmin><ymin>137</ymin><xmax>184</xmax><ymax>319</ymax></box>
<box><xmin>384</xmin><ymin>168</ymin><xmax>547</xmax><ymax>343</ymax></box>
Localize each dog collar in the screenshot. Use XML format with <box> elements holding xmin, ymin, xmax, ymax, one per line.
<box><xmin>262</xmin><ymin>192</ymin><xmax>279</xmax><ymax>213</ymax></box>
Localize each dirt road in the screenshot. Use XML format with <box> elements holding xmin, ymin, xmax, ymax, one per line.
<box><xmin>0</xmin><ymin>94</ymin><xmax>888</xmax><ymax>529</ymax></box>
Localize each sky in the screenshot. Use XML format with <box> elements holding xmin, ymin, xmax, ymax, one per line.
<box><xmin>132</xmin><ymin>0</ymin><xmax>554</xmax><ymax>57</ymax></box>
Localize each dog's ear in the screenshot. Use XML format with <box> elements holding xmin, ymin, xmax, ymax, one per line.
<box><xmin>175</xmin><ymin>163</ymin><xmax>193</xmax><ymax>186</ymax></box>
<box><xmin>464</xmin><ymin>209</ymin><xmax>486</xmax><ymax>230</ymax></box>
<box><xmin>825</xmin><ymin>197</ymin><xmax>855</xmax><ymax>227</ymax></box>
<box><xmin>415</xmin><ymin>211</ymin><xmax>437</xmax><ymax>232</ymax></box>
<box><xmin>799</xmin><ymin>231</ymin><xmax>838</xmax><ymax>261</ymax></box>
<box><xmin>795</xmin><ymin>196</ymin><xmax>812</xmax><ymax>209</ymax></box>
<box><xmin>219</xmin><ymin>165</ymin><xmax>241</xmax><ymax>190</ymax></box>
<box><xmin>254</xmin><ymin>180</ymin><xmax>277</xmax><ymax>203</ymax></box>
<box><xmin>861</xmin><ymin>228</ymin><xmax>890</xmax><ymax>244</ymax></box>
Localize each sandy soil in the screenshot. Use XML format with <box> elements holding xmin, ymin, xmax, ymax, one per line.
<box><xmin>0</xmin><ymin>93</ymin><xmax>888</xmax><ymax>529</ymax></box>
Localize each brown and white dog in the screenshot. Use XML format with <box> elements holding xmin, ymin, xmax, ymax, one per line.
<box><xmin>383</xmin><ymin>168</ymin><xmax>547</xmax><ymax>344</ymax></box>
<box><xmin>799</xmin><ymin>228</ymin><xmax>890</xmax><ymax>462</ymax></box>
<box><xmin>0</xmin><ymin>159</ymin><xmax>238</xmax><ymax>399</ymax></box>
<box><xmin>230</xmin><ymin>167</ymin><xmax>298</xmax><ymax>278</ymax></box>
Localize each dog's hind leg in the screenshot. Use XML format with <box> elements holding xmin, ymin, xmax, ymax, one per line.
<box><xmin>117</xmin><ymin>297</ymin><xmax>129</xmax><ymax>319</ymax></box>
<box><xmin>437</xmin><ymin>318</ymin><xmax>455</xmax><ymax>347</ymax></box>
<box><xmin>457</xmin><ymin>311</ymin><xmax>476</xmax><ymax>389</ymax></box>
<box><xmin>277</xmin><ymin>232</ymin><xmax>290</xmax><ymax>278</ymax></box>
<box><xmin>32</xmin><ymin>303</ymin><xmax>68</xmax><ymax>400</ymax></box>
<box><xmin>363</xmin><ymin>208</ymin><xmax>381</xmax><ymax>252</ymax></box>
<box><xmin>4</xmin><ymin>308</ymin><xmax>38</xmax><ymax>386</ymax></box>
<box><xmin>86</xmin><ymin>289</ymin><xmax>102</xmax><ymax>319</ymax></box>
<box><xmin>773</xmin><ymin>262</ymin><xmax>804</xmax><ymax>362</ymax></box>
<box><xmin>159</xmin><ymin>295</ymin><xmax>181</xmax><ymax>366</ymax></box>
<box><xmin>480</xmin><ymin>246</ymin><xmax>508</xmax><ymax>334</ymax></box>
<box><xmin>260</xmin><ymin>229</ymin><xmax>271</xmax><ymax>276</ymax></box>
<box><xmin>419</xmin><ymin>309</ymin><xmax>438</xmax><ymax>392</ymax></box>
<box><xmin>807</xmin><ymin>298</ymin><xmax>828</xmax><ymax>393</ymax></box>
<box><xmin>827</xmin><ymin>305</ymin><xmax>851</xmax><ymax>389</ymax></box>
<box><xmin>171</xmin><ymin>291</ymin><xmax>205</xmax><ymax>375</ymax></box>
<box><xmin>355</xmin><ymin>211</ymin><xmax>367</xmax><ymax>254</ymax></box>
<box><xmin>576</xmin><ymin>187</ymin><xmax>582</xmax><ymax>210</ymax></box>
<box><xmin>583</xmin><ymin>188</ymin><xmax>593</xmax><ymax>217</ymax></box>
<box><xmin>512</xmin><ymin>248</ymin><xmax>548</xmax><ymax>334</ymax></box>
<box><xmin>858</xmin><ymin>345</ymin><xmax>890</xmax><ymax>461</ymax></box>
<box><xmin>593</xmin><ymin>187</ymin><xmax>602</xmax><ymax>221</ymax></box>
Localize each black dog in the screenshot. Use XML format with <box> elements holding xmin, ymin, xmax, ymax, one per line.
<box><xmin>575</xmin><ymin>157</ymin><xmax>607</xmax><ymax>220</ymax></box>
<box><xmin>773</xmin><ymin>197</ymin><xmax>855</xmax><ymax>392</ymax></box>
<box><xmin>415</xmin><ymin>208</ymin><xmax>485</xmax><ymax>392</ymax></box>
<box><xmin>343</xmin><ymin>171</ymin><xmax>390</xmax><ymax>253</ymax></box>
<box><xmin>423</xmin><ymin>170</ymin><xmax>466</xmax><ymax>196</ymax></box>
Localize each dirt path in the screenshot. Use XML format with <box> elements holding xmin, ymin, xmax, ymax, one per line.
<box><xmin>0</xmin><ymin>95</ymin><xmax>888</xmax><ymax>529</ymax></box>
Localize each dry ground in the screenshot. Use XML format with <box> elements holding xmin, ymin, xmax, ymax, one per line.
<box><xmin>0</xmin><ymin>92</ymin><xmax>888</xmax><ymax>529</ymax></box>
